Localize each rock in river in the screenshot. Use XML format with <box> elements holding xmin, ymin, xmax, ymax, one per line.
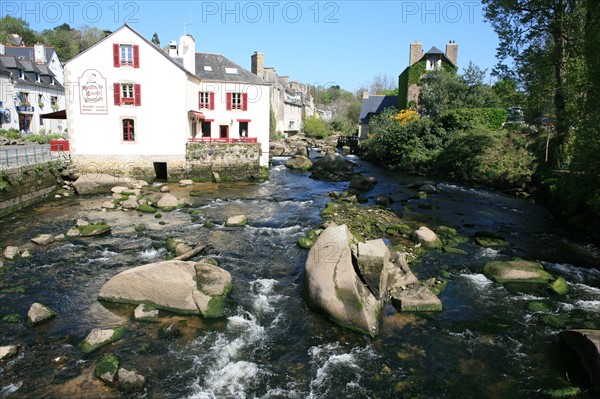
<box><xmin>560</xmin><ymin>329</ymin><xmax>600</xmax><ymax>393</ymax></box>
<box><xmin>305</xmin><ymin>224</ymin><xmax>382</xmax><ymax>336</ymax></box>
<box><xmin>27</xmin><ymin>302</ymin><xmax>56</xmax><ymax>325</ymax></box>
<box><xmin>31</xmin><ymin>234</ymin><xmax>55</xmax><ymax>246</ymax></box>
<box><xmin>483</xmin><ymin>260</ymin><xmax>554</xmax><ymax>284</ymax></box>
<box><xmin>81</xmin><ymin>327</ymin><xmax>124</xmax><ymax>353</ymax></box>
<box><xmin>98</xmin><ymin>260</ymin><xmax>232</xmax><ymax>318</ymax></box>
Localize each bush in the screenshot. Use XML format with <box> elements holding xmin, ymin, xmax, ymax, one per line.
<box><xmin>304</xmin><ymin>117</ymin><xmax>334</xmax><ymax>139</ymax></box>
<box><xmin>0</xmin><ymin>128</ymin><xmax>22</xmax><ymax>139</ymax></box>
<box><xmin>440</xmin><ymin>108</ymin><xmax>508</xmax><ymax>132</ymax></box>
<box><xmin>330</xmin><ymin>117</ymin><xmax>357</xmax><ymax>136</ymax></box>
<box><xmin>360</xmin><ymin>108</ymin><xmax>448</xmax><ymax>171</ymax></box>
<box><xmin>434</xmin><ymin>129</ymin><xmax>535</xmax><ymax>188</ymax></box>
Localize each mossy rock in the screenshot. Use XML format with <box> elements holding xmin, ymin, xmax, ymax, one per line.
<box><xmin>447</xmin><ymin>235</ymin><xmax>470</xmax><ymax>245</ymax></box>
<box><xmin>138</xmin><ymin>204</ymin><xmax>156</xmax><ymax>213</ymax></box>
<box><xmin>161</xmin><ymin>206</ymin><xmax>176</xmax><ymax>212</ymax></box>
<box><xmin>80</xmin><ymin>327</ymin><xmax>125</xmax><ymax>353</ymax></box>
<box><xmin>203</xmin><ymin>221</ymin><xmax>214</xmax><ymax>228</ymax></box>
<box><xmin>483</xmin><ymin>260</ymin><xmax>554</xmax><ymax>284</ymax></box>
<box><xmin>428</xmin><ymin>279</ymin><xmax>448</xmax><ymax>296</ymax></box>
<box><xmin>135</xmin><ymin>224</ymin><xmax>146</xmax><ymax>232</ymax></box>
<box><xmin>437</xmin><ymin>226</ymin><xmax>457</xmax><ymax>236</ymax></box>
<box><xmin>547</xmin><ymin>277</ymin><xmax>569</xmax><ymax>295</ymax></box>
<box><xmin>95</xmin><ymin>354</ymin><xmax>120</xmax><ymax>381</ymax></box>
<box><xmin>77</xmin><ymin>223</ymin><xmax>111</xmax><ymax>237</ymax></box>
<box><xmin>154</xmin><ymin>213</ymin><xmax>162</xmax><ymax>219</ymax></box>
<box><xmin>297</xmin><ymin>237</ymin><xmax>315</xmax><ymax>249</ymax></box>
<box><xmin>443</xmin><ymin>246</ymin><xmax>468</xmax><ymax>255</ymax></box>
<box><xmin>204</xmin><ymin>258</ymin><xmax>219</xmax><ymax>266</ymax></box>
<box><xmin>542</xmin><ymin>386</ymin><xmax>581</xmax><ymax>398</ymax></box>
<box><xmin>2</xmin><ymin>314</ymin><xmax>20</xmax><ymax>323</ymax></box>
<box><xmin>475</xmin><ymin>236</ymin><xmax>509</xmax><ymax>247</ymax></box>
<box><xmin>541</xmin><ymin>315</ymin><xmax>569</xmax><ymax>328</ymax></box>
<box><xmin>307</xmin><ymin>229</ymin><xmax>323</xmax><ymax>241</ymax></box>
<box><xmin>528</xmin><ymin>301</ymin><xmax>552</xmax><ymax>312</ymax></box>
<box><xmin>387</xmin><ymin>224</ymin><xmax>413</xmax><ymax>236</ymax></box>
<box><xmin>202</xmin><ymin>282</ymin><xmax>232</xmax><ymax>318</ymax></box>
<box><xmin>189</xmin><ymin>191</ymin><xmax>204</xmax><ymax>197</ymax></box>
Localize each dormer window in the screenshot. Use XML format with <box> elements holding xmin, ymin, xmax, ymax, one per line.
<box><xmin>225</xmin><ymin>67</ymin><xmax>238</xmax><ymax>75</ymax></box>
<box><xmin>113</xmin><ymin>43</ymin><xmax>140</xmax><ymax>68</ymax></box>
<box><xmin>18</xmin><ymin>69</ymin><xmax>24</xmax><ymax>79</ymax></box>
<box><xmin>50</xmin><ymin>75</ymin><xmax>55</xmax><ymax>85</ymax></box>
<box><xmin>35</xmin><ymin>73</ymin><xmax>40</xmax><ymax>83</ymax></box>
<box><xmin>204</xmin><ymin>65</ymin><xmax>213</xmax><ymax>72</ymax></box>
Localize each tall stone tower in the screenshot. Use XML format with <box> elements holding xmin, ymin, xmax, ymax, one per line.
<box><xmin>251</xmin><ymin>51</ymin><xmax>264</xmax><ymax>77</ymax></box>
<box><xmin>445</xmin><ymin>40</ymin><xmax>458</xmax><ymax>65</ymax></box>
<box><xmin>409</xmin><ymin>41</ymin><xmax>423</xmax><ymax>66</ymax></box>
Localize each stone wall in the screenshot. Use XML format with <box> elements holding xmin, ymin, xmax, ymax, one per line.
<box><xmin>70</xmin><ymin>155</ymin><xmax>188</xmax><ymax>181</ymax></box>
<box><xmin>186</xmin><ymin>143</ymin><xmax>264</xmax><ymax>181</ymax></box>
<box><xmin>0</xmin><ymin>161</ymin><xmax>62</xmax><ymax>218</ymax></box>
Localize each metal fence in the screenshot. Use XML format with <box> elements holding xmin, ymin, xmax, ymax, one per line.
<box><xmin>0</xmin><ymin>145</ymin><xmax>66</xmax><ymax>168</ymax></box>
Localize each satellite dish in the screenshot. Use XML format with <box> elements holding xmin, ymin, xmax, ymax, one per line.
<box><xmin>3</xmin><ymin>109</ymin><xmax>11</xmax><ymax>123</ymax></box>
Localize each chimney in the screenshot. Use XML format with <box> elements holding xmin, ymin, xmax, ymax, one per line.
<box><xmin>168</xmin><ymin>40</ymin><xmax>178</xmax><ymax>57</ymax></box>
<box><xmin>178</xmin><ymin>34</ymin><xmax>196</xmax><ymax>74</ymax></box>
<box><xmin>280</xmin><ymin>76</ymin><xmax>289</xmax><ymax>86</ymax></box>
<box><xmin>34</xmin><ymin>43</ymin><xmax>46</xmax><ymax>64</ymax></box>
<box><xmin>362</xmin><ymin>91</ymin><xmax>369</xmax><ymax>99</ymax></box>
<box><xmin>251</xmin><ymin>51</ymin><xmax>264</xmax><ymax>77</ymax></box>
<box><xmin>446</xmin><ymin>40</ymin><xmax>458</xmax><ymax>66</ymax></box>
<box><xmin>409</xmin><ymin>41</ymin><xmax>423</xmax><ymax>66</ymax></box>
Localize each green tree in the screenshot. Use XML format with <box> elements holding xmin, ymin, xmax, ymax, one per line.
<box><xmin>151</xmin><ymin>32</ymin><xmax>160</xmax><ymax>45</ymax></box>
<box><xmin>0</xmin><ymin>16</ymin><xmax>39</xmax><ymax>45</ymax></box>
<box><xmin>482</xmin><ymin>0</ymin><xmax>586</xmax><ymax>167</ymax></box>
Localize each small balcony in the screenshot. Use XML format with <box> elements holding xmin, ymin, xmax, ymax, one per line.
<box><xmin>188</xmin><ymin>137</ymin><xmax>258</xmax><ymax>144</ymax></box>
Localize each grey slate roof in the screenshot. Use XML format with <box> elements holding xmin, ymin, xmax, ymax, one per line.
<box><xmin>194</xmin><ymin>53</ymin><xmax>265</xmax><ymax>84</ymax></box>
<box><xmin>0</xmin><ymin>55</ymin><xmax>64</xmax><ymax>90</ymax></box>
<box><xmin>4</xmin><ymin>46</ymin><xmax>57</xmax><ymax>65</ymax></box>
<box><xmin>425</xmin><ymin>46</ymin><xmax>444</xmax><ymax>55</ymax></box>
<box><xmin>359</xmin><ymin>95</ymin><xmax>398</xmax><ymax>123</ymax></box>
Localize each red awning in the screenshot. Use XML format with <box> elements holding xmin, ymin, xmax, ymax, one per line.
<box><xmin>41</xmin><ymin>109</ymin><xmax>67</xmax><ymax>119</ymax></box>
<box><xmin>188</xmin><ymin>110</ymin><xmax>205</xmax><ymax>120</ymax></box>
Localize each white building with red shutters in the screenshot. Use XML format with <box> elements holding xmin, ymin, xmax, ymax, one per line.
<box><xmin>63</xmin><ymin>24</ymin><xmax>270</xmax><ymax>179</ymax></box>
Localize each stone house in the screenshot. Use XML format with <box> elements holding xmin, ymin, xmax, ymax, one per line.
<box><xmin>250</xmin><ymin>52</ymin><xmax>314</xmax><ymax>136</ymax></box>
<box><xmin>357</xmin><ymin>92</ymin><xmax>399</xmax><ymax>139</ymax></box>
<box><xmin>64</xmin><ymin>24</ymin><xmax>270</xmax><ymax>180</ymax></box>
<box><xmin>0</xmin><ymin>43</ymin><xmax>66</xmax><ymax>134</ymax></box>
<box><xmin>398</xmin><ymin>41</ymin><xmax>458</xmax><ymax>110</ymax></box>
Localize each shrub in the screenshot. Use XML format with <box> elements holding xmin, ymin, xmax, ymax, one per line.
<box><xmin>392</xmin><ymin>109</ymin><xmax>420</xmax><ymax>125</ymax></box>
<box><xmin>0</xmin><ymin>129</ymin><xmax>22</xmax><ymax>140</ymax></box>
<box><xmin>330</xmin><ymin>117</ymin><xmax>357</xmax><ymax>136</ymax></box>
<box><xmin>434</xmin><ymin>129</ymin><xmax>535</xmax><ymax>188</ymax></box>
<box><xmin>440</xmin><ymin>108</ymin><xmax>508</xmax><ymax>132</ymax></box>
<box><xmin>303</xmin><ymin>117</ymin><xmax>334</xmax><ymax>139</ymax></box>
<box><xmin>360</xmin><ymin>108</ymin><xmax>448</xmax><ymax>171</ymax></box>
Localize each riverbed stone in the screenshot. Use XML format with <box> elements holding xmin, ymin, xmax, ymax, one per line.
<box><xmin>212</xmin><ymin>172</ymin><xmax>222</xmax><ymax>183</ymax></box>
<box><xmin>98</xmin><ymin>260</ymin><xmax>232</xmax><ymax>317</ymax></box>
<box><xmin>412</xmin><ymin>226</ymin><xmax>442</xmax><ymax>249</ymax></box>
<box><xmin>226</xmin><ymin>215</ymin><xmax>247</xmax><ymax>227</ymax></box>
<box><xmin>20</xmin><ymin>249</ymin><xmax>32</xmax><ymax>258</ymax></box>
<box><xmin>95</xmin><ymin>354</ymin><xmax>120</xmax><ymax>384</ymax></box>
<box><xmin>77</xmin><ymin>223</ymin><xmax>111</xmax><ymax>237</ymax></box>
<box><xmin>560</xmin><ymin>329</ymin><xmax>600</xmax><ymax>393</ymax></box>
<box><xmin>179</xmin><ymin>179</ymin><xmax>193</xmax><ymax>187</ymax></box>
<box><xmin>355</xmin><ymin>239</ymin><xmax>391</xmax><ymax>300</ymax></box>
<box><xmin>101</xmin><ymin>201</ymin><xmax>116</xmax><ymax>210</ymax></box>
<box><xmin>157</xmin><ymin>193</ymin><xmax>179</xmax><ymax>208</ymax></box>
<box><xmin>117</xmin><ymin>368</ymin><xmax>146</xmax><ymax>392</ymax></box>
<box><xmin>76</xmin><ymin>219</ymin><xmax>89</xmax><ymax>227</ymax></box>
<box><xmin>31</xmin><ymin>234</ymin><xmax>55</xmax><ymax>246</ymax></box>
<box><xmin>175</xmin><ymin>243</ymin><xmax>193</xmax><ymax>257</ymax></box>
<box><xmin>310</xmin><ymin>154</ymin><xmax>355</xmax><ymax>182</ymax></box>
<box><xmin>305</xmin><ymin>224</ymin><xmax>382</xmax><ymax>336</ymax></box>
<box><xmin>285</xmin><ymin>155</ymin><xmax>313</xmax><ymax>170</ymax></box>
<box><xmin>392</xmin><ymin>285</ymin><xmax>442</xmax><ymax>312</ymax></box>
<box><xmin>111</xmin><ymin>186</ymin><xmax>129</xmax><ymax>194</ymax></box>
<box><xmin>0</xmin><ymin>345</ymin><xmax>19</xmax><ymax>361</ymax></box>
<box><xmin>387</xmin><ymin>252</ymin><xmax>419</xmax><ymax>295</ymax></box>
<box><xmin>27</xmin><ymin>302</ymin><xmax>56</xmax><ymax>325</ymax></box>
<box><xmin>484</xmin><ymin>260</ymin><xmax>554</xmax><ymax>284</ymax></box>
<box><xmin>120</xmin><ymin>195</ymin><xmax>139</xmax><ymax>210</ymax></box>
<box><xmin>548</xmin><ymin>276</ymin><xmax>569</xmax><ymax>295</ymax></box>
<box><xmin>349</xmin><ymin>175</ymin><xmax>377</xmax><ymax>192</ymax></box>
<box><xmin>81</xmin><ymin>328</ymin><xmax>124</xmax><ymax>353</ymax></box>
<box><xmin>66</xmin><ymin>228</ymin><xmax>81</xmax><ymax>237</ymax></box>
<box><xmin>159</xmin><ymin>185</ymin><xmax>170</xmax><ymax>193</ymax></box>
<box><xmin>134</xmin><ymin>304</ymin><xmax>159</xmax><ymax>322</ymax></box>
<box><xmin>4</xmin><ymin>246</ymin><xmax>20</xmax><ymax>260</ymax></box>
<box><xmin>73</xmin><ymin>174</ymin><xmax>133</xmax><ymax>195</ymax></box>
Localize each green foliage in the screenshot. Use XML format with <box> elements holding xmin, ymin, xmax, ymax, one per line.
<box><xmin>361</xmin><ymin>108</ymin><xmax>448</xmax><ymax>171</ymax></box>
<box><xmin>441</xmin><ymin>108</ymin><xmax>508</xmax><ymax>132</ymax></box>
<box><xmin>0</xmin><ymin>129</ymin><xmax>22</xmax><ymax>140</ymax></box>
<box><xmin>330</xmin><ymin>117</ymin><xmax>356</xmax><ymax>136</ymax></box>
<box><xmin>303</xmin><ymin>117</ymin><xmax>334</xmax><ymax>139</ymax></box>
<box><xmin>434</xmin><ymin>129</ymin><xmax>535</xmax><ymax>188</ymax></box>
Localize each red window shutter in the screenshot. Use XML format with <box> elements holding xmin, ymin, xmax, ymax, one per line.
<box><xmin>133</xmin><ymin>45</ymin><xmax>140</xmax><ymax>68</ymax></box>
<box><xmin>113</xmin><ymin>82</ymin><xmax>121</xmax><ymax>105</ymax></box>
<box><xmin>226</xmin><ymin>93</ymin><xmax>232</xmax><ymax>111</ymax></box>
<box><xmin>113</xmin><ymin>44</ymin><xmax>120</xmax><ymax>67</ymax></box>
<box><xmin>242</xmin><ymin>93</ymin><xmax>248</xmax><ymax>111</ymax></box>
<box><xmin>198</xmin><ymin>92</ymin><xmax>202</xmax><ymax>109</ymax></box>
<box><xmin>134</xmin><ymin>84</ymin><xmax>141</xmax><ymax>106</ymax></box>
<box><xmin>209</xmin><ymin>92</ymin><xmax>215</xmax><ymax>110</ymax></box>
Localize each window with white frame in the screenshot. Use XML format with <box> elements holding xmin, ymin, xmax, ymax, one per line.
<box><xmin>231</xmin><ymin>93</ymin><xmax>242</xmax><ymax>110</ymax></box>
<box><xmin>120</xmin><ymin>44</ymin><xmax>133</xmax><ymax>65</ymax></box>
<box><xmin>121</xmin><ymin>84</ymin><xmax>135</xmax><ymax>104</ymax></box>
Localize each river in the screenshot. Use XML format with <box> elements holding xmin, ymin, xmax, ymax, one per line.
<box><xmin>1</xmin><ymin>154</ymin><xmax>599</xmax><ymax>398</ymax></box>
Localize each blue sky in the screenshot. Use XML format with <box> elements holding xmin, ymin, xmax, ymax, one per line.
<box><xmin>2</xmin><ymin>1</ymin><xmax>500</xmax><ymax>91</ymax></box>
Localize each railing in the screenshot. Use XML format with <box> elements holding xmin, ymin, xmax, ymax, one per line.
<box><xmin>0</xmin><ymin>145</ymin><xmax>66</xmax><ymax>168</ymax></box>
<box><xmin>188</xmin><ymin>137</ymin><xmax>258</xmax><ymax>144</ymax></box>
